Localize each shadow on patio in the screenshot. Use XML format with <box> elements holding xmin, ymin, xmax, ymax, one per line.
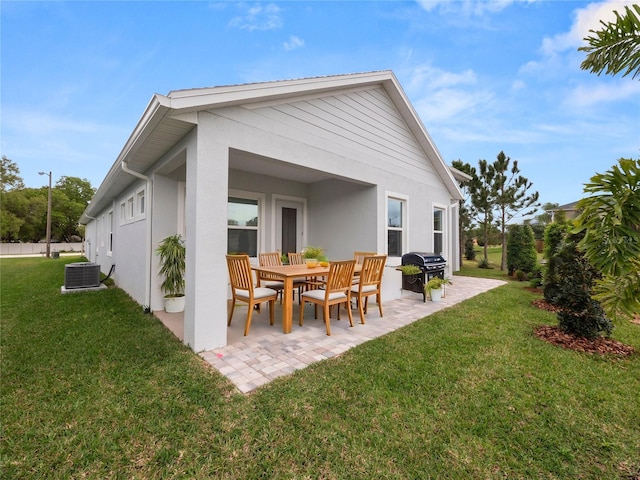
<box><xmin>155</xmin><ymin>275</ymin><xmax>506</xmax><ymax>393</ymax></box>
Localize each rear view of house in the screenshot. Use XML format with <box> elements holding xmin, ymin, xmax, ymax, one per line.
<box><xmin>80</xmin><ymin>70</ymin><xmax>464</xmax><ymax>351</ymax></box>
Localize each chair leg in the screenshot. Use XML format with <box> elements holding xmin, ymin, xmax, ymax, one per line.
<box><xmin>244</xmin><ymin>303</ymin><xmax>254</xmax><ymax>336</ymax></box>
<box><xmin>346</xmin><ymin>299</ymin><xmax>354</xmax><ymax>327</ymax></box>
<box><xmin>299</xmin><ymin>300</ymin><xmax>305</xmax><ymax>326</ymax></box>
<box><xmin>228</xmin><ymin>300</ymin><xmax>236</xmax><ymax>326</ymax></box>
<box><xmin>357</xmin><ymin>295</ymin><xmax>366</xmax><ymax>324</ymax></box>
<box><xmin>364</xmin><ymin>297</ymin><xmax>369</xmax><ymax>314</ymax></box>
<box><xmin>269</xmin><ymin>300</ymin><xmax>275</xmax><ymax>326</ymax></box>
<box><xmin>377</xmin><ymin>293</ymin><xmax>383</xmax><ymax>317</ymax></box>
<box><xmin>324</xmin><ymin>304</ymin><xmax>331</xmax><ymax>335</ymax></box>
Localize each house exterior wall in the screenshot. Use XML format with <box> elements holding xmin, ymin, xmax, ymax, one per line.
<box><xmin>83</xmin><ymin>75</ymin><xmax>462</xmax><ymax>352</ymax></box>
<box><xmin>308</xmin><ymin>180</ymin><xmax>377</xmax><ymax>260</ymax></box>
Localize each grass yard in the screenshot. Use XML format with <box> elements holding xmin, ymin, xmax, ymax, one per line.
<box><xmin>2</xmin><ymin>257</ymin><xmax>639</xmax><ymax>479</ymax></box>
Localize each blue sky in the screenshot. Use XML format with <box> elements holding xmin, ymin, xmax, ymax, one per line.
<box><xmin>2</xmin><ymin>0</ymin><xmax>638</xmax><ymax>214</ymax></box>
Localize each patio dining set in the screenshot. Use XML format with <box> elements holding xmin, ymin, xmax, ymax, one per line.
<box><xmin>226</xmin><ymin>252</ymin><xmax>387</xmax><ymax>337</ymax></box>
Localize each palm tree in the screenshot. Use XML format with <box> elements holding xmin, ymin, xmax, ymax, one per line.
<box><xmin>579</xmin><ymin>4</ymin><xmax>640</xmax><ymax>79</ymax></box>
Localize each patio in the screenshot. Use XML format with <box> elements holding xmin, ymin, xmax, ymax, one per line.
<box><xmin>155</xmin><ymin>275</ymin><xmax>506</xmax><ymax>393</ymax></box>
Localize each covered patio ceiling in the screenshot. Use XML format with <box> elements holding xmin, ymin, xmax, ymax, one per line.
<box><xmin>159</xmin><ymin>147</ymin><xmax>375</xmax><ymax>187</ymax></box>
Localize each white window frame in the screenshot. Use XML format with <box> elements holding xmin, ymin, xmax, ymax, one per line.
<box><xmin>127</xmin><ymin>196</ymin><xmax>134</xmax><ymax>222</ymax></box>
<box><xmin>227</xmin><ymin>189</ymin><xmax>265</xmax><ymax>259</ymax></box>
<box><xmin>120</xmin><ymin>201</ymin><xmax>126</xmax><ymax>226</ymax></box>
<box><xmin>135</xmin><ymin>187</ymin><xmax>146</xmax><ymax>221</ymax></box>
<box><xmin>385</xmin><ymin>192</ymin><xmax>408</xmax><ymax>258</ymax></box>
<box><xmin>432</xmin><ymin>202</ymin><xmax>447</xmax><ymax>258</ymax></box>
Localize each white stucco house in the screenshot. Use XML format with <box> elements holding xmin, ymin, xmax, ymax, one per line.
<box><xmin>80</xmin><ymin>70</ymin><xmax>465</xmax><ymax>352</ymax></box>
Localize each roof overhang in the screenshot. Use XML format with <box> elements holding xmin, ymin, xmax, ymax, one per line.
<box><xmin>81</xmin><ymin>70</ymin><xmax>463</xmax><ymax>223</ymax></box>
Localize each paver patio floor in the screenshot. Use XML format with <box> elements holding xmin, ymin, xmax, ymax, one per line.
<box><xmin>156</xmin><ymin>276</ymin><xmax>506</xmax><ymax>393</ymax></box>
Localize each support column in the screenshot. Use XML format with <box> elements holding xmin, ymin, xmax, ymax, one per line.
<box><xmin>183</xmin><ymin>113</ymin><xmax>229</xmax><ymax>351</ymax></box>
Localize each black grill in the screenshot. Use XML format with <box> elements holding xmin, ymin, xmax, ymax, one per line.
<box><xmin>400</xmin><ymin>252</ymin><xmax>447</xmax><ymax>302</ymax></box>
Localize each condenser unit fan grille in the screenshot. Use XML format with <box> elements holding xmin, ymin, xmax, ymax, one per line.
<box><xmin>64</xmin><ymin>262</ymin><xmax>101</xmax><ymax>289</ymax></box>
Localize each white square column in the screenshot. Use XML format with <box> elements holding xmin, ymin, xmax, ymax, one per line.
<box><xmin>183</xmin><ymin>112</ymin><xmax>229</xmax><ymax>351</ymax></box>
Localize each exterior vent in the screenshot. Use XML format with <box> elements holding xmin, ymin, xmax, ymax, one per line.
<box><xmin>64</xmin><ymin>262</ymin><xmax>101</xmax><ymax>289</ymax></box>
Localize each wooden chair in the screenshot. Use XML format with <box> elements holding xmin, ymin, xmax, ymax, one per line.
<box><xmin>299</xmin><ymin>260</ymin><xmax>356</xmax><ymax>336</ymax></box>
<box><xmin>226</xmin><ymin>255</ymin><xmax>279</xmax><ymax>336</ymax></box>
<box><xmin>352</xmin><ymin>251</ymin><xmax>377</xmax><ymax>285</ymax></box>
<box><xmin>354</xmin><ymin>251</ymin><xmax>377</xmax><ymax>265</ymax></box>
<box><xmin>350</xmin><ymin>255</ymin><xmax>387</xmax><ymax>324</ymax></box>
<box><xmin>258</xmin><ymin>252</ymin><xmax>285</xmax><ymax>303</ymax></box>
<box><xmin>288</xmin><ymin>252</ymin><xmax>312</xmax><ymax>303</ymax></box>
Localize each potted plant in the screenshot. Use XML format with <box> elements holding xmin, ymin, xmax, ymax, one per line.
<box><xmin>399</xmin><ymin>265</ymin><xmax>421</xmax><ymax>275</ymax></box>
<box><xmin>156</xmin><ymin>234</ymin><xmax>186</xmax><ymax>313</ymax></box>
<box><xmin>398</xmin><ymin>264</ymin><xmax>425</xmax><ymax>300</ymax></box>
<box><xmin>302</xmin><ymin>246</ymin><xmax>326</xmax><ymax>265</ymax></box>
<box><xmin>425</xmin><ymin>276</ymin><xmax>451</xmax><ymax>302</ymax></box>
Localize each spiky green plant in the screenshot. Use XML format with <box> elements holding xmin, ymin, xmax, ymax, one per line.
<box><xmin>156</xmin><ymin>234</ymin><xmax>185</xmax><ymax>297</ymax></box>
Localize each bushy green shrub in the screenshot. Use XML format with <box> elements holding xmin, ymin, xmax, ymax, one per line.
<box><xmin>478</xmin><ymin>257</ymin><xmax>492</xmax><ymax>269</ymax></box>
<box><xmin>529</xmin><ymin>264</ymin><xmax>543</xmax><ymax>288</ymax></box>
<box><xmin>464</xmin><ymin>237</ymin><xmax>476</xmax><ymax>260</ymax></box>
<box><xmin>529</xmin><ymin>276</ymin><xmax>543</xmax><ymax>288</ymax></box>
<box><xmin>543</xmin><ymin>222</ymin><xmax>572</xmax><ymax>305</ymax></box>
<box><xmin>507</xmin><ymin>224</ymin><xmax>537</xmax><ymax>275</ymax></box>
<box><xmin>554</xmin><ymin>233</ymin><xmax>612</xmax><ymax>339</ymax></box>
<box><xmin>515</xmin><ymin>269</ymin><xmax>528</xmax><ymax>281</ymax></box>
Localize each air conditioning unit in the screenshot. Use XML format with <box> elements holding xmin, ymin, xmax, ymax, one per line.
<box><xmin>64</xmin><ymin>262</ymin><xmax>101</xmax><ymax>289</ymax></box>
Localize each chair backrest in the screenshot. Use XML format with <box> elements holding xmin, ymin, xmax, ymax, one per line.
<box><xmin>288</xmin><ymin>252</ymin><xmax>304</xmax><ymax>265</ymax></box>
<box><xmin>226</xmin><ymin>255</ymin><xmax>254</xmax><ymax>293</ymax></box>
<box><xmin>354</xmin><ymin>251</ymin><xmax>377</xmax><ymax>265</ymax></box>
<box><xmin>358</xmin><ymin>255</ymin><xmax>387</xmax><ymax>288</ymax></box>
<box><xmin>259</xmin><ymin>252</ymin><xmax>282</xmax><ymax>267</ymax></box>
<box><xmin>325</xmin><ymin>260</ymin><xmax>356</xmax><ymax>295</ymax></box>
<box><xmin>258</xmin><ymin>252</ymin><xmax>283</xmax><ymax>281</ymax></box>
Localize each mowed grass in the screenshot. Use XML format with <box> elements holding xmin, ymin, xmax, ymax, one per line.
<box><xmin>2</xmin><ymin>257</ymin><xmax>639</xmax><ymax>479</ymax></box>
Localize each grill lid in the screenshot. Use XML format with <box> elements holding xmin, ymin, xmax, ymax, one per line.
<box><xmin>401</xmin><ymin>252</ymin><xmax>446</xmax><ymax>266</ymax></box>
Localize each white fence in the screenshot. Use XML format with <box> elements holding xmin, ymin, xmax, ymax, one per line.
<box><xmin>0</xmin><ymin>243</ymin><xmax>84</xmax><ymax>256</ymax></box>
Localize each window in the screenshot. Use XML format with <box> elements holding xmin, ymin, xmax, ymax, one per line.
<box><xmin>434</xmin><ymin>208</ymin><xmax>444</xmax><ymax>255</ymax></box>
<box><xmin>108</xmin><ymin>211</ymin><xmax>113</xmax><ymax>255</ymax></box>
<box><xmin>127</xmin><ymin>196</ymin><xmax>134</xmax><ymax>221</ymax></box>
<box><xmin>120</xmin><ymin>202</ymin><xmax>126</xmax><ymax>225</ymax></box>
<box><xmin>228</xmin><ymin>196</ymin><xmax>259</xmax><ymax>257</ymax></box>
<box><xmin>136</xmin><ymin>188</ymin><xmax>145</xmax><ymax>220</ymax></box>
<box><xmin>387</xmin><ymin>196</ymin><xmax>406</xmax><ymax>257</ymax></box>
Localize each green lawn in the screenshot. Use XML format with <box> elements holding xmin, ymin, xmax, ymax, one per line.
<box><xmin>2</xmin><ymin>257</ymin><xmax>639</xmax><ymax>479</ymax></box>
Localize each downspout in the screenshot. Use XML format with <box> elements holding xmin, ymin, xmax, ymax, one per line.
<box><xmin>121</xmin><ymin>161</ymin><xmax>153</xmax><ymax>310</ymax></box>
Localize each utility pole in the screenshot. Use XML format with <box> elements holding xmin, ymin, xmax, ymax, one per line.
<box><xmin>38</xmin><ymin>171</ymin><xmax>52</xmax><ymax>258</ymax></box>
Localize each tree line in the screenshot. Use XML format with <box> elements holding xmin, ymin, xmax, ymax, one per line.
<box><xmin>453</xmin><ymin>151</ymin><xmax>540</xmax><ymax>272</ymax></box>
<box><xmin>1</xmin><ymin>156</ymin><xmax>95</xmax><ymax>243</ymax></box>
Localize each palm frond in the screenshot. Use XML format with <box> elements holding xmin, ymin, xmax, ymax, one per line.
<box><xmin>579</xmin><ymin>4</ymin><xmax>640</xmax><ymax>79</ymax></box>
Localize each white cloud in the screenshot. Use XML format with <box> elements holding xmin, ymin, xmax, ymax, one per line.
<box><xmin>229</xmin><ymin>3</ymin><xmax>283</xmax><ymax>31</ymax></box>
<box><xmin>283</xmin><ymin>35</ymin><xmax>304</xmax><ymax>51</ymax></box>
<box><xmin>407</xmin><ymin>63</ymin><xmax>477</xmax><ymax>91</ymax></box>
<box><xmin>541</xmin><ymin>0</ymin><xmax>636</xmax><ymax>56</ymax></box>
<box><xmin>564</xmin><ymin>81</ymin><xmax>640</xmax><ymax>107</ymax></box>
<box><xmin>416</xmin><ymin>0</ymin><xmax>533</xmax><ymax>15</ymax></box>
<box><xmin>404</xmin><ymin>64</ymin><xmax>494</xmax><ymax>123</ymax></box>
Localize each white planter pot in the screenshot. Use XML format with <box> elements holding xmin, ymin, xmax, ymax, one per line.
<box><xmin>430</xmin><ymin>288</ymin><xmax>443</xmax><ymax>302</ymax></box>
<box><xmin>164</xmin><ymin>295</ymin><xmax>185</xmax><ymax>313</ymax></box>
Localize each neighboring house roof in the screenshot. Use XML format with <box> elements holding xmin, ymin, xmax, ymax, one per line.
<box><xmin>551</xmin><ymin>201</ymin><xmax>580</xmax><ymax>211</ymax></box>
<box><xmin>81</xmin><ymin>70</ymin><xmax>462</xmax><ymax>223</ymax></box>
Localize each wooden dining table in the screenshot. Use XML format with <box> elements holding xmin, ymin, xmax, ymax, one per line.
<box><xmin>251</xmin><ymin>263</ymin><xmax>361</xmax><ymax>333</ymax></box>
